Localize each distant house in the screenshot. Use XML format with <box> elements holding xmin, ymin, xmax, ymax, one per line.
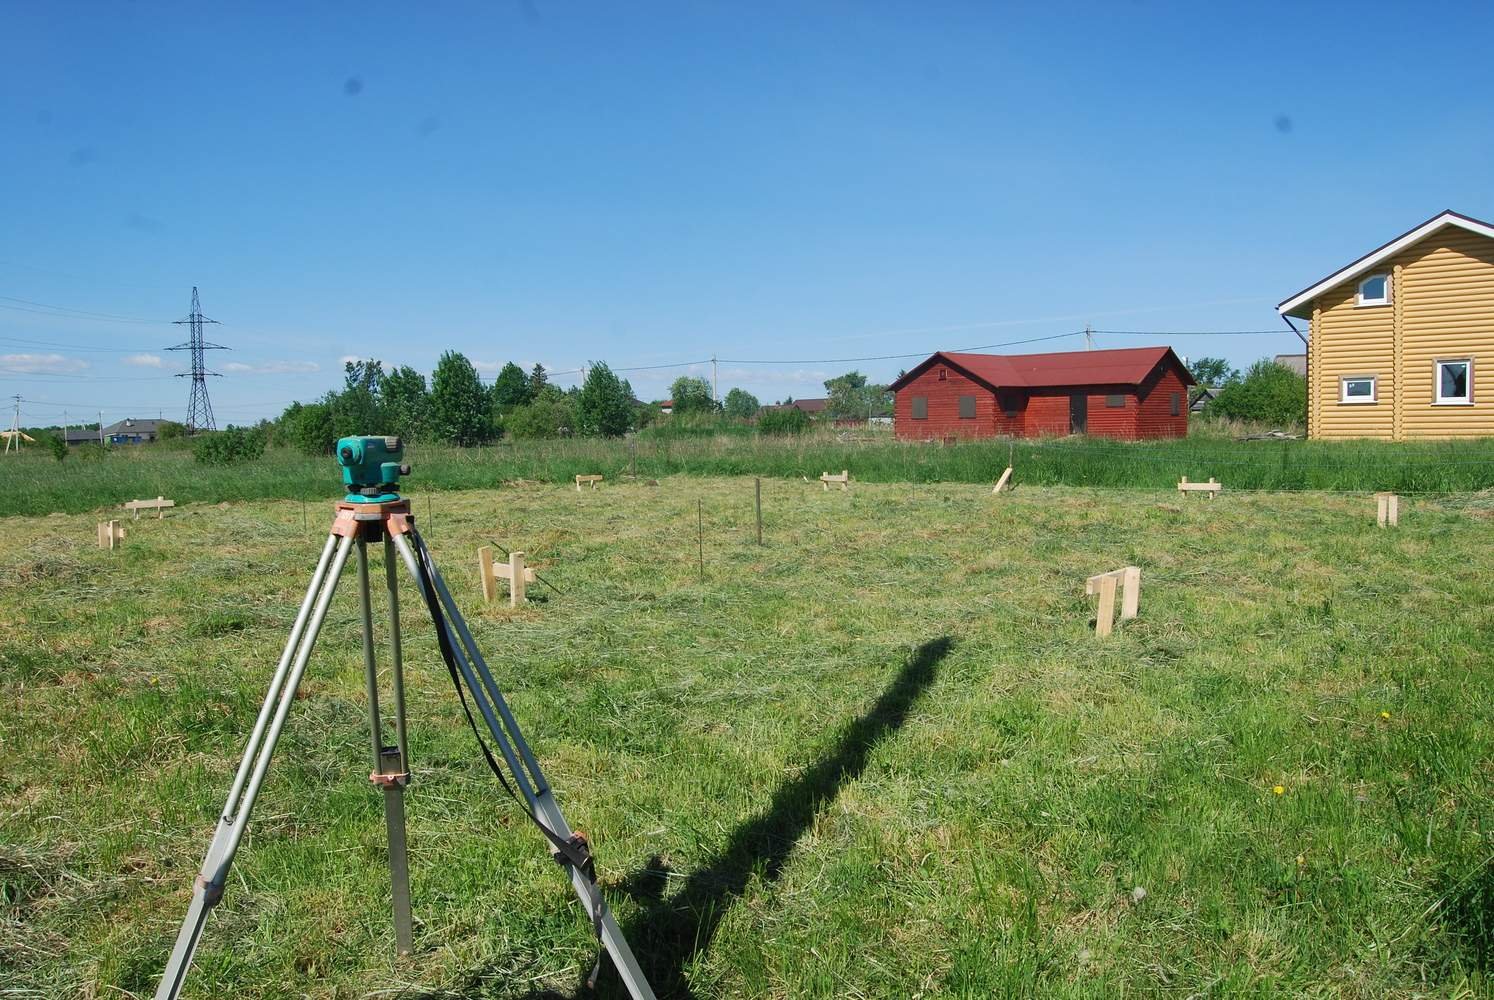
<box><xmin>888</xmin><ymin>346</ymin><xmax>1194</xmax><ymax>441</ymax></box>
<box><xmin>1190</xmin><ymin>386</ymin><xmax>1221</xmax><ymax>413</ymax></box>
<box><xmin>762</xmin><ymin>397</ymin><xmax>828</xmax><ymax>416</ymax></box>
<box><xmin>658</xmin><ymin>399</ymin><xmax>674</xmax><ymax>415</ymax></box>
<box><xmin>102</xmin><ymin>418</ymin><xmax>162</xmax><ymax>445</ymax></box>
<box><xmin>1278</xmin><ymin>209</ymin><xmax>1494</xmax><ymax>440</ymax></box>
<box><xmin>64</xmin><ymin>428</ymin><xmax>102</xmax><ymax>446</ymax></box>
<box><xmin>1273</xmin><ymin>353</ymin><xmax>1307</xmax><ymax>376</ymax></box>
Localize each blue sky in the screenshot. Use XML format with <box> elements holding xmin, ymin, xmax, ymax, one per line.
<box><xmin>4</xmin><ymin>1</ymin><xmax>1494</xmax><ymax>426</ymax></box>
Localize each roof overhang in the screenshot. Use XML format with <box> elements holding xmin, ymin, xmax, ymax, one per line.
<box><xmin>1277</xmin><ymin>210</ymin><xmax>1494</xmax><ymax>319</ymax></box>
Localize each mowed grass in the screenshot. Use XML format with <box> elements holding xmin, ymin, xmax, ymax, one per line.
<box><xmin>12</xmin><ymin>428</ymin><xmax>1494</xmax><ymax>516</ymax></box>
<box><xmin>4</xmin><ymin>477</ymin><xmax>1494</xmax><ymax>998</ymax></box>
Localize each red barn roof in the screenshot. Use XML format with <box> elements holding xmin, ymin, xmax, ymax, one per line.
<box><xmin>889</xmin><ymin>346</ymin><xmax>1193</xmax><ymax>392</ymax></box>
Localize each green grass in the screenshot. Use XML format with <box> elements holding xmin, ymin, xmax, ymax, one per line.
<box><xmin>4</xmin><ymin>478</ymin><xmax>1494</xmax><ymax>997</ymax></box>
<box><xmin>13</xmin><ymin>428</ymin><xmax>1494</xmax><ymax>516</ymax></box>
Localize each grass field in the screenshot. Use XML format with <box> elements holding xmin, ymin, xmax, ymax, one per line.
<box><xmin>5</xmin><ymin>477</ymin><xmax>1494</xmax><ymax>998</ymax></box>
<box><xmin>12</xmin><ymin>428</ymin><xmax>1494</xmax><ymax>516</ymax></box>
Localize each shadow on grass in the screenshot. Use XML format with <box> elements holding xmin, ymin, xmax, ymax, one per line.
<box><xmin>503</xmin><ymin>635</ymin><xmax>951</xmax><ymax>1000</ymax></box>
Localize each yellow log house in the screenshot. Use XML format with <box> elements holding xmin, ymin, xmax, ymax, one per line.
<box><xmin>1279</xmin><ymin>210</ymin><xmax>1492</xmax><ymax>440</ymax></box>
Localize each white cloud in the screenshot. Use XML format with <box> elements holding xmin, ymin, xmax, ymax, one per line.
<box><xmin>223</xmin><ymin>360</ymin><xmax>321</xmax><ymax>375</ymax></box>
<box><xmin>0</xmin><ymin>352</ymin><xmax>89</xmax><ymax>374</ymax></box>
<box><xmin>123</xmin><ymin>353</ymin><xmax>165</xmax><ymax>369</ymax></box>
<box><xmin>472</xmin><ymin>359</ymin><xmax>504</xmax><ymax>374</ymax></box>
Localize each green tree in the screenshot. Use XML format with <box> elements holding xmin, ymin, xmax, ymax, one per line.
<box><xmin>576</xmin><ymin>362</ymin><xmax>635</xmax><ymax>437</ymax></box>
<box><xmin>1189</xmin><ymin>356</ymin><xmax>1241</xmax><ymax>388</ymax></box>
<box><xmin>491</xmin><ymin>362</ymin><xmax>532</xmax><ymax>413</ymax></box>
<box><xmin>381</xmin><ymin>365</ymin><xmax>430</xmax><ymax>440</ymax></box>
<box><xmin>824</xmin><ymin>371</ymin><xmax>892</xmax><ymax>420</ymax></box>
<box><xmin>723</xmin><ymin>387</ymin><xmax>759</xmax><ymax>419</ymax></box>
<box><xmin>1208</xmin><ymin>359</ymin><xmax>1306</xmax><ymax>426</ymax></box>
<box><xmin>504</xmin><ymin>395</ymin><xmax>578</xmax><ymax>439</ymax></box>
<box><xmin>430</xmin><ymin>351</ymin><xmax>491</xmax><ymax>446</ymax></box>
<box><xmin>331</xmin><ymin>359</ymin><xmax>385</xmax><ymax>437</ymax></box>
<box><xmin>529</xmin><ymin>363</ymin><xmax>550</xmax><ymax>398</ymax></box>
<box><xmin>156</xmin><ymin>420</ymin><xmax>187</xmax><ymax>441</ymax></box>
<box><xmin>669</xmin><ymin>375</ymin><xmax>715</xmax><ymax>414</ymax></box>
<box><xmin>280</xmin><ymin>401</ymin><xmax>336</xmax><ymax>455</ymax></box>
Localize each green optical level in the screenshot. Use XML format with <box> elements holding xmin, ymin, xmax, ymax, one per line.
<box><xmin>336</xmin><ymin>435</ymin><xmax>411</xmax><ymax>503</ymax></box>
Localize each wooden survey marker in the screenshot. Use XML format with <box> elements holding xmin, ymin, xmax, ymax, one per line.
<box><xmin>575</xmin><ymin>474</ymin><xmax>603</xmax><ymax>491</ymax></box>
<box><xmin>1085</xmin><ymin>566</ymin><xmax>1141</xmax><ymax>638</ymax></box>
<box><xmin>1376</xmin><ymin>492</ymin><xmax>1399</xmax><ymax>528</ymax></box>
<box><xmin>820</xmin><ymin>470</ymin><xmax>850</xmax><ymax>491</ymax></box>
<box><xmin>1177</xmin><ymin>476</ymin><xmax>1221</xmax><ymax>498</ymax></box>
<box><xmin>478</xmin><ymin>546</ymin><xmax>539</xmax><ymax>607</ymax></box>
<box><xmin>97</xmin><ymin>520</ymin><xmax>125</xmax><ymax>550</ymax></box>
<box><xmin>992</xmin><ymin>467</ymin><xmax>1013</xmax><ymax>494</ymax></box>
<box><xmin>123</xmin><ymin>496</ymin><xmax>176</xmax><ymax>520</ymax></box>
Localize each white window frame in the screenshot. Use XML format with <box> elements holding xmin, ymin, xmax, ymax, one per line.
<box><xmin>1433</xmin><ymin>358</ymin><xmax>1474</xmax><ymax>405</ymax></box>
<box><xmin>1339</xmin><ymin>375</ymin><xmax>1378</xmax><ymax>404</ymax></box>
<box><xmin>1356</xmin><ymin>273</ymin><xmax>1390</xmax><ymax>307</ymax></box>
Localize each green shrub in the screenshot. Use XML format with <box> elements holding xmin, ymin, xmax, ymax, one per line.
<box><xmin>193</xmin><ymin>427</ymin><xmax>267</xmax><ymax>465</ymax></box>
<box><xmin>757</xmin><ymin>407</ymin><xmax>811</xmax><ymax>435</ymax></box>
<box><xmin>1209</xmin><ymin>359</ymin><xmax>1306</xmax><ymax>427</ymax></box>
<box><xmin>43</xmin><ymin>433</ymin><xmax>67</xmax><ymax>462</ymax></box>
<box><xmin>503</xmin><ymin>396</ymin><xmax>577</xmax><ymax>439</ymax></box>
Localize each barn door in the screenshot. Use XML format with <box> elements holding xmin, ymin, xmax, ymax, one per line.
<box><xmin>1069</xmin><ymin>393</ymin><xmax>1088</xmax><ymax>434</ymax></box>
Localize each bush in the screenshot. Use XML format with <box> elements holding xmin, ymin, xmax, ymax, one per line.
<box><xmin>1209</xmin><ymin>360</ymin><xmax>1306</xmax><ymax>427</ymax></box>
<box><xmin>757</xmin><ymin>407</ymin><xmax>811</xmax><ymax>435</ymax></box>
<box><xmin>503</xmin><ymin>396</ymin><xmax>577</xmax><ymax>439</ymax></box>
<box><xmin>193</xmin><ymin>427</ymin><xmax>267</xmax><ymax>465</ymax></box>
<box><xmin>282</xmin><ymin>402</ymin><xmax>336</xmax><ymax>456</ymax></box>
<box><xmin>42</xmin><ymin>433</ymin><xmax>67</xmax><ymax>461</ymax></box>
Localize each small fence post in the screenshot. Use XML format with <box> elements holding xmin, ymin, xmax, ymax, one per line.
<box><xmin>478</xmin><ymin>546</ymin><xmax>496</xmax><ymax>603</ymax></box>
<box><xmin>509</xmin><ymin>551</ymin><xmax>527</xmax><ymax>607</ymax></box>
<box><xmin>754</xmin><ymin>478</ymin><xmax>763</xmax><ymax>546</ymax></box>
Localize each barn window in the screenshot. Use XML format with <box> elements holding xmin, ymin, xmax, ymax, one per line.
<box><xmin>1340</xmin><ymin>375</ymin><xmax>1377</xmax><ymax>403</ymax></box>
<box><xmin>1170</xmin><ymin>392</ymin><xmax>1181</xmax><ymax>416</ymax></box>
<box><xmin>937</xmin><ymin>368</ymin><xmax>948</xmax><ymax>381</ymax></box>
<box><xmin>911</xmin><ymin>395</ymin><xmax>928</xmax><ymax>419</ymax></box>
<box><xmin>1356</xmin><ymin>274</ymin><xmax>1389</xmax><ymax>306</ymax></box>
<box><xmin>958</xmin><ymin>395</ymin><xmax>976</xmax><ymax>419</ymax></box>
<box><xmin>1435</xmin><ymin>359</ymin><xmax>1472</xmax><ymax>404</ymax></box>
<box><xmin>1105</xmin><ymin>394</ymin><xmax>1126</xmax><ymax>408</ymax></box>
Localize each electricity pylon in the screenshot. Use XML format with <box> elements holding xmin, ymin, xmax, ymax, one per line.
<box><xmin>167</xmin><ymin>287</ymin><xmax>227</xmax><ymax>433</ymax></box>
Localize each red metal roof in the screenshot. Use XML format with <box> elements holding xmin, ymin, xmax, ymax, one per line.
<box><xmin>890</xmin><ymin>346</ymin><xmax>1192</xmax><ymax>392</ymax></box>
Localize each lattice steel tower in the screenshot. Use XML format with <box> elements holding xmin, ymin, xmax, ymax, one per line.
<box><xmin>167</xmin><ymin>287</ymin><xmax>227</xmax><ymax>433</ymax></box>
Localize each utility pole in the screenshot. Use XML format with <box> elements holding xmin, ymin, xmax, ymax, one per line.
<box><xmin>4</xmin><ymin>394</ymin><xmax>20</xmax><ymax>454</ymax></box>
<box><xmin>98</xmin><ymin>410</ymin><xmax>104</xmax><ymax>446</ymax></box>
<box><xmin>1084</xmin><ymin>324</ymin><xmax>1095</xmax><ymax>351</ymax></box>
<box><xmin>167</xmin><ymin>286</ymin><xmax>228</xmax><ymax>434</ymax></box>
<box><xmin>711</xmin><ymin>355</ymin><xmax>718</xmax><ymax>404</ymax></box>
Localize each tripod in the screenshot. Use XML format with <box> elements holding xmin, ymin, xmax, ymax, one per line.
<box><xmin>154</xmin><ymin>498</ymin><xmax>656</xmax><ymax>1000</ymax></box>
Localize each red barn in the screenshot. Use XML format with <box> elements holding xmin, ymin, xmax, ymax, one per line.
<box><xmin>889</xmin><ymin>346</ymin><xmax>1194</xmax><ymax>441</ymax></box>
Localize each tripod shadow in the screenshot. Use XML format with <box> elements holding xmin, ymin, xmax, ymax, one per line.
<box><xmin>510</xmin><ymin>635</ymin><xmax>952</xmax><ymax>1000</ymax></box>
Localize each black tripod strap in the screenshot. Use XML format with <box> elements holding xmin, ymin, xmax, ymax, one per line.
<box><xmin>409</xmin><ymin>530</ymin><xmax>607</xmax><ymax>987</ymax></box>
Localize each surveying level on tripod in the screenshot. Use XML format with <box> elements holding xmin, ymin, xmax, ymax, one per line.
<box><xmin>152</xmin><ymin>436</ymin><xmax>657</xmax><ymax>1000</ymax></box>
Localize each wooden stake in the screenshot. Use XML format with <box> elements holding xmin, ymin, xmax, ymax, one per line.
<box><xmin>1121</xmin><ymin>566</ymin><xmax>1141</xmax><ymax>620</ymax></box>
<box><xmin>97</xmin><ymin>520</ymin><xmax>124</xmax><ymax>550</ymax></box>
<box><xmin>1094</xmin><ymin>574</ymin><xmax>1117</xmax><ymax>638</ymax></box>
<box><xmin>575</xmin><ymin>474</ymin><xmax>603</xmax><ymax>491</ymax></box>
<box><xmin>992</xmin><ymin>467</ymin><xmax>1013</xmax><ymax>494</ymax></box>
<box><xmin>698</xmin><ymin>498</ymin><xmax>704</xmax><ymax>580</ymax></box>
<box><xmin>508</xmin><ymin>551</ymin><xmax>527</xmax><ymax>607</ymax></box>
<box><xmin>1376</xmin><ymin>492</ymin><xmax>1399</xmax><ymax>528</ymax></box>
<box><xmin>754</xmin><ymin>478</ymin><xmax>763</xmax><ymax>546</ymax></box>
<box><xmin>1177</xmin><ymin>476</ymin><xmax>1222</xmax><ymax>498</ymax></box>
<box><xmin>478</xmin><ymin>546</ymin><xmax>497</xmax><ymax>603</ymax></box>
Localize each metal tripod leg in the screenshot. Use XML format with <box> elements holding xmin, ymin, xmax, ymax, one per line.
<box><xmin>154</xmin><ymin>532</ymin><xmax>356</xmax><ymax>1000</ymax></box>
<box><xmin>356</xmin><ymin>536</ymin><xmax>415</xmax><ymax>956</ymax></box>
<box><xmin>391</xmin><ymin>532</ymin><xmax>657</xmax><ymax>1000</ymax></box>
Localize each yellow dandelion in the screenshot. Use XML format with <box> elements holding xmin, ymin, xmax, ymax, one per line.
<box><xmin>1272</xmin><ymin>785</ymin><xmax>1285</xmax><ymax>795</ymax></box>
<box><xmin>1296</xmin><ymin>854</ymin><xmax>1305</xmax><ymax>866</ymax></box>
<box><xmin>1380</xmin><ymin>711</ymin><xmax>1391</xmax><ymax>720</ymax></box>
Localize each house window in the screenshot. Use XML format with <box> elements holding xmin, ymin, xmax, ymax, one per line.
<box><xmin>911</xmin><ymin>395</ymin><xmax>928</xmax><ymax>419</ymax></box>
<box><xmin>1435</xmin><ymin>359</ymin><xmax>1472</xmax><ymax>404</ymax></box>
<box><xmin>1105</xmin><ymin>394</ymin><xmax>1126</xmax><ymax>408</ymax></box>
<box><xmin>1356</xmin><ymin>274</ymin><xmax>1389</xmax><ymax>306</ymax></box>
<box><xmin>1340</xmin><ymin>375</ymin><xmax>1377</xmax><ymax>404</ymax></box>
<box><xmin>937</xmin><ymin>368</ymin><xmax>948</xmax><ymax>381</ymax></box>
<box><xmin>958</xmin><ymin>395</ymin><xmax>976</xmax><ymax>419</ymax></box>
<box><xmin>1169</xmin><ymin>392</ymin><xmax>1180</xmax><ymax>416</ymax></box>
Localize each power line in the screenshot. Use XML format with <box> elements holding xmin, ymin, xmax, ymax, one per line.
<box><xmin>1089</xmin><ymin>329</ymin><xmax>1293</xmax><ymax>337</ymax></box>
<box><xmin>720</xmin><ymin>331</ymin><xmax>1084</xmax><ymax>365</ymax></box>
<box><xmin>0</xmin><ymin>294</ymin><xmax>166</xmax><ymax>324</ymax></box>
<box><xmin>0</xmin><ymin>333</ymin><xmax>161</xmax><ymax>353</ymax></box>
